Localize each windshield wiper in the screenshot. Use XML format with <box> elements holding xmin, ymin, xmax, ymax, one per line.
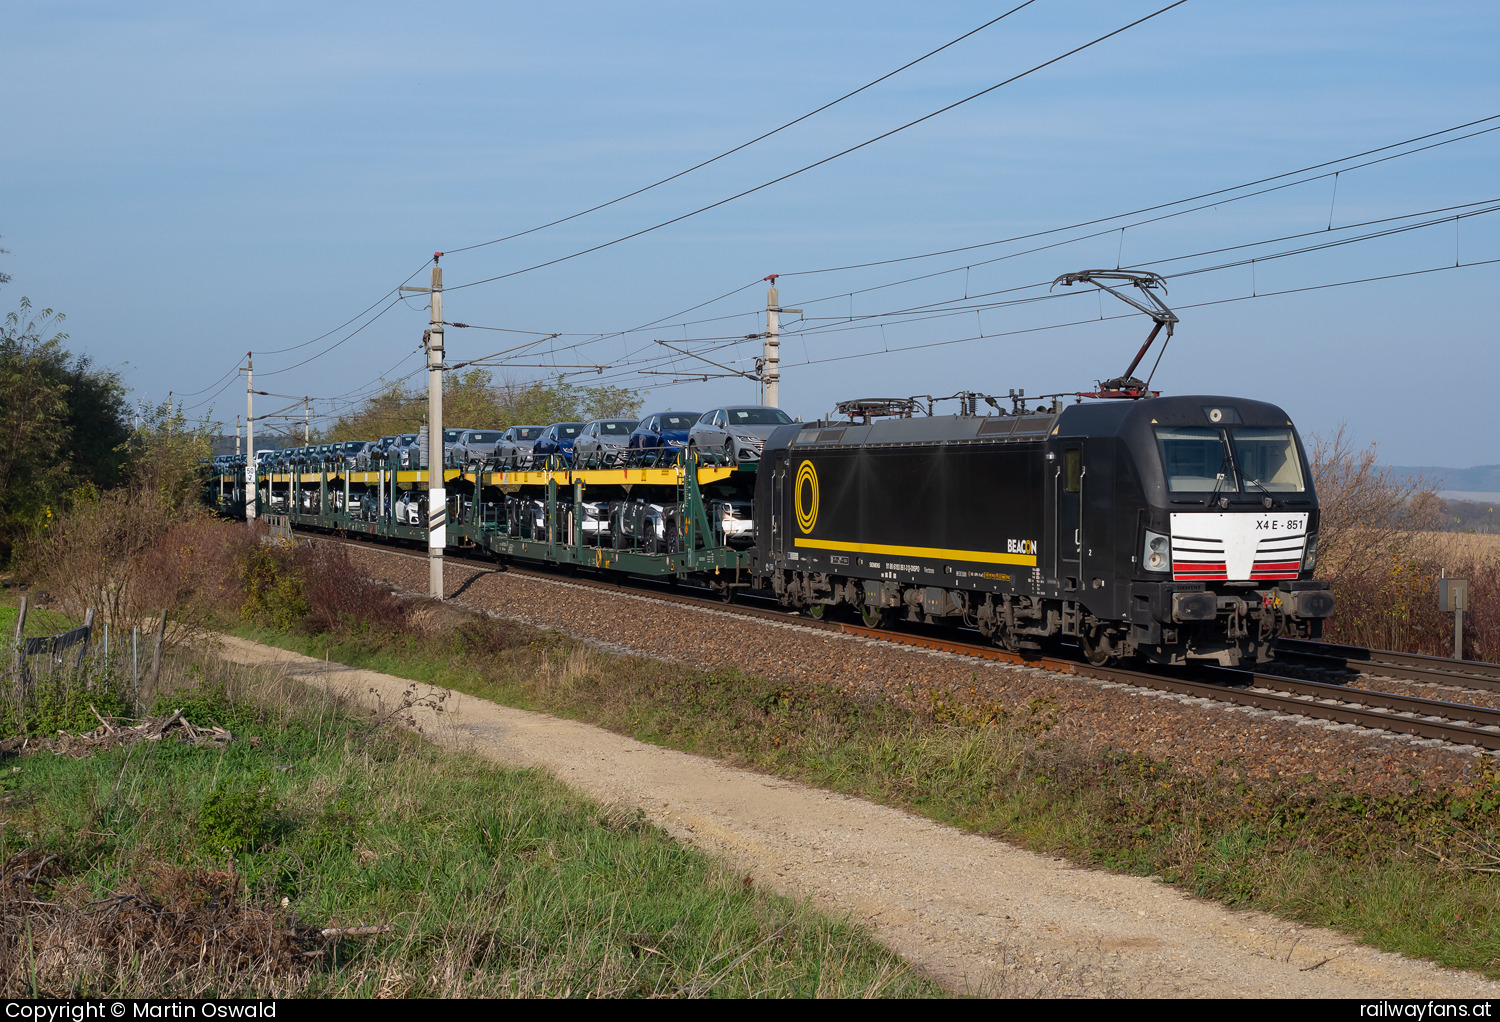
<box><xmin>1207</xmin><ymin>454</ymin><xmax>1234</xmax><ymax>508</ymax></box>
<box><xmin>1244</xmin><ymin>477</ymin><xmax>1275</xmax><ymax>508</ymax></box>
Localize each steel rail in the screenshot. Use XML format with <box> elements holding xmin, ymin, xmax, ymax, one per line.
<box><xmin>1274</xmin><ymin>638</ymin><xmax>1500</xmax><ymax>693</ymax></box>
<box><xmin>834</xmin><ymin>624</ymin><xmax>1500</xmax><ymax>751</ymax></box>
<box><xmin>1210</xmin><ymin>668</ymin><xmax>1500</xmax><ymax>729</ymax></box>
<box><xmin>834</xmin><ymin>618</ymin><xmax>1500</xmax><ymax>744</ymax></box>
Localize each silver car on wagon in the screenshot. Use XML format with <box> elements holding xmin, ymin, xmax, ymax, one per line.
<box><xmin>686</xmin><ymin>406</ymin><xmax>793</xmax><ymax>463</ymax></box>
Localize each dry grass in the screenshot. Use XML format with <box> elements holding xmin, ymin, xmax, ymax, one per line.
<box><xmin>1425</xmin><ymin>531</ymin><xmax>1500</xmax><ymax>563</ymax></box>
<box><xmin>1322</xmin><ymin>530</ymin><xmax>1500</xmax><ymax>576</ymax></box>
<box><xmin>2</xmin><ymin>854</ymin><xmax>324</xmax><ymax>998</ymax></box>
<box><xmin>1315</xmin><ymin>528</ymin><xmax>1500</xmax><ymax>661</ymax></box>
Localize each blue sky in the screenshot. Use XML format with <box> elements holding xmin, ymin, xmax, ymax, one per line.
<box><xmin>3</xmin><ymin>1</ymin><xmax>1497</xmax><ymax>464</ymax></box>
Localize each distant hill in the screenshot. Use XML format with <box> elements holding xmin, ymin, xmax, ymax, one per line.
<box><xmin>1389</xmin><ymin>465</ymin><xmax>1500</xmax><ymax>493</ymax></box>
<box><xmin>1445</xmin><ymin>499</ymin><xmax>1499</xmax><ymax>533</ymax></box>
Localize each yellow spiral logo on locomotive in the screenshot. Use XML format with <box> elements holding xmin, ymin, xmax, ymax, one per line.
<box><xmin>795</xmin><ymin>460</ymin><xmax>819</xmax><ymax>534</ymax></box>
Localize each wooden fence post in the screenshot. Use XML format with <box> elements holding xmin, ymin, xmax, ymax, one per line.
<box><xmin>148</xmin><ymin>610</ymin><xmax>168</xmax><ymax>687</ymax></box>
<box><xmin>10</xmin><ymin>595</ymin><xmax>27</xmax><ymax>679</ymax></box>
<box><xmin>78</xmin><ymin>608</ymin><xmax>96</xmax><ymax>670</ymax></box>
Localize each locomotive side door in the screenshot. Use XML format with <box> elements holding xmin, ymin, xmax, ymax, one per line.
<box><xmin>771</xmin><ymin>456</ymin><xmax>785</xmax><ymax>560</ymax></box>
<box><xmin>1056</xmin><ymin>444</ymin><xmax>1083</xmax><ymax>590</ymax></box>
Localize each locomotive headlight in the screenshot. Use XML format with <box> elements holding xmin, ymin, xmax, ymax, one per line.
<box><xmin>1142</xmin><ymin>530</ymin><xmax>1171</xmax><ymax>572</ymax></box>
<box><xmin>1303</xmin><ymin>533</ymin><xmax>1318</xmax><ymax>573</ymax></box>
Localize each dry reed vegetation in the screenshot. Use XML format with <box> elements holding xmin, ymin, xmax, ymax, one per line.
<box><xmin>1309</xmin><ymin>427</ymin><xmax>1500</xmax><ymax>660</ymax></box>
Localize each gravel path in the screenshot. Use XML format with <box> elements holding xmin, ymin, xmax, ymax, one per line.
<box><xmin>215</xmin><ymin>632</ymin><xmax>1500</xmax><ymax>998</ymax></box>
<box><xmin>345</xmin><ymin>543</ymin><xmax>1495</xmax><ymax>791</ymax></box>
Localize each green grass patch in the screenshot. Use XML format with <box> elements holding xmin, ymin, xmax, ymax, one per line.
<box><xmin>0</xmin><ymin>600</ymin><xmax>80</xmax><ymax>641</ymax></box>
<box><xmin>1</xmin><ymin>658</ymin><xmax>934</xmax><ymax>998</ymax></box>
<box><xmin>0</xmin><ymin>590</ymin><xmax>131</xmax><ymax>738</ymax></box>
<box><xmin>220</xmin><ymin>599</ymin><xmax>1500</xmax><ymax>980</ymax></box>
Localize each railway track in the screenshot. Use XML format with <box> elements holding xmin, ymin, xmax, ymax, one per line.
<box><xmin>1273</xmin><ymin>638</ymin><xmax>1500</xmax><ymax>694</ymax></box>
<box><xmin>821</xmin><ymin>622</ymin><xmax>1500</xmax><ymax>753</ymax></box>
<box><xmin>318</xmin><ymin>531</ymin><xmax>1500</xmax><ymax>754</ymax></box>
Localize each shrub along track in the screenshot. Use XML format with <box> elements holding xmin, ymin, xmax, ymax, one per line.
<box><xmin>324</xmin><ymin>534</ymin><xmax>1500</xmax><ymax>776</ymax></box>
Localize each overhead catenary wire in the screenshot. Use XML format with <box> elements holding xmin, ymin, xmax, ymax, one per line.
<box><xmin>182</xmin><ymin>112</ymin><xmax>1499</xmax><ymax>404</ymax></box>
<box><xmin>256</xmin><ymin>298</ymin><xmax>407</xmax><ymax>378</ymax></box>
<box><xmin>444</xmin><ymin>2</ymin><xmax>1041</xmax><ymax>256</ymax></box>
<box><xmin>444</xmin><ymin>113</ymin><xmax>1500</xmax><ymax>379</ymax></box>
<box><xmin>176</xmin><ymin>359</ymin><xmax>244</xmax><ymax>398</ymax></box>
<box><xmin>556</xmin><ymin>200</ymin><xmax>1500</xmax><ymax>389</ymax></box>
<box><xmin>188</xmin><ymin>113</ymin><xmax>1500</xmax><ymax>414</ymax></box>
<box><xmin>572</xmin><ymin>261</ymin><xmax>1495</xmax><ymax>396</ymax></box>
<box><xmin>778</xmin><ymin>112</ymin><xmax>1500</xmax><ymax>280</ymax></box>
<box><xmin>776</xmin><ymin>197</ymin><xmax>1500</xmax><ymax>341</ymax></box>
<box><xmin>467</xmin><ymin>278</ymin><xmax>769</xmax><ymax>372</ymax></box>
<box><xmin>182</xmin><ymin>371</ymin><xmax>244</xmax><ymax>412</ymax></box>
<box><xmin>443</xmin><ymin>2</ymin><xmax>1189</xmax><ymax>295</ymax></box>
<box><xmin>254</xmin><ymin>259</ymin><xmax>433</xmax><ymax>357</ymax></box>
<box><xmin>771</xmin><ymin>256</ymin><xmax>1500</xmax><ymax>376</ymax></box>
<box><xmin>776</xmin><ymin>124</ymin><xmax>1500</xmax><ymax>318</ymax></box>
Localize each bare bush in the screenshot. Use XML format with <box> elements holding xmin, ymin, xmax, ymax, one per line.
<box><xmin>1309</xmin><ymin>424</ymin><xmax>1499</xmax><ymax>660</ymax></box>
<box><xmin>295</xmin><ymin>542</ymin><xmax>410</xmax><ymax>634</ymax></box>
<box><xmin>133</xmin><ymin>516</ymin><xmax>259</xmax><ymax>631</ymax></box>
<box><xmin>19</xmin><ymin>488</ymin><xmax>261</xmax><ymax>637</ymax></box>
<box><xmin>1322</xmin><ymin>550</ymin><xmax>1500</xmax><ymax>661</ymax></box>
<box><xmin>1308</xmin><ymin>423</ymin><xmax>1442</xmax><ymax>576</ymax></box>
<box><xmin>17</xmin><ymin>487</ymin><xmax>173</xmax><ymax>624</ymax></box>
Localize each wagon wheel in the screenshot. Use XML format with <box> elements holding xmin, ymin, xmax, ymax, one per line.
<box><xmin>1078</xmin><ymin>627</ymin><xmax>1113</xmax><ymax>666</ymax></box>
<box><xmin>807</xmin><ymin>603</ymin><xmax>826</xmax><ymax>620</ymax></box>
<box><xmin>860</xmin><ymin>604</ymin><xmax>889</xmax><ymax>629</ymax></box>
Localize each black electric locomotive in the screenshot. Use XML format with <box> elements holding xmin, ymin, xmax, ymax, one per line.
<box><xmin>752</xmin><ymin>393</ymin><xmax>1333</xmax><ymax>666</ymax></box>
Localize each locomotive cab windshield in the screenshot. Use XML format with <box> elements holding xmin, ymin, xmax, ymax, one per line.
<box><xmin>1156</xmin><ymin>425</ymin><xmax>1307</xmax><ymax>502</ymax></box>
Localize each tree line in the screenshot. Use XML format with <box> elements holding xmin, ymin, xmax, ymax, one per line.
<box><xmin>315</xmin><ymin>368</ymin><xmax>642</xmax><ymax>445</ymax></box>
<box><xmin>0</xmin><ymin>298</ymin><xmax>134</xmax><ymax>565</ymax></box>
<box><xmin>0</xmin><ymin>253</ymin><xmax>644</xmax><ymax>567</ymax></box>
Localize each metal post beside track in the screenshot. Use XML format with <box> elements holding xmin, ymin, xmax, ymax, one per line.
<box><xmin>765</xmin><ymin>279</ymin><xmax>779</xmax><ymax>407</ymax></box>
<box><xmin>1441</xmin><ymin>577</ymin><xmax>1469</xmax><ymax>661</ymax></box>
<box><xmin>244</xmin><ymin>353</ymin><xmax>257</xmax><ymax>524</ymax></box>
